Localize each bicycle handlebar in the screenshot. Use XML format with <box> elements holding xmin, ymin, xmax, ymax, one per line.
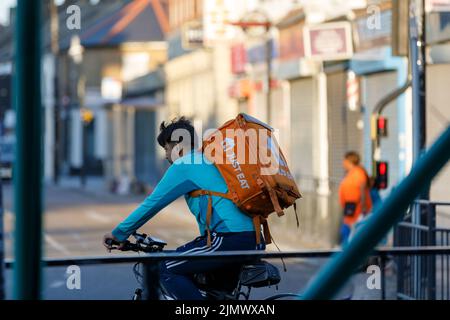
<box><xmin>106</xmin><ymin>233</ymin><xmax>167</xmax><ymax>253</ymax></box>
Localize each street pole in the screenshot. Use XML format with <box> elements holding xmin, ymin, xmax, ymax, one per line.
<box><xmin>410</xmin><ymin>1</ymin><xmax>428</xmax><ymax>176</ymax></box>
<box><xmin>0</xmin><ymin>135</ymin><xmax>4</xmax><ymax>300</ymax></box>
<box><xmin>228</xmin><ymin>13</ymin><xmax>272</xmax><ymax>123</ymax></box>
<box><xmin>419</xmin><ymin>0</ymin><xmax>428</xmax><ymax>200</ymax></box>
<box><xmin>410</xmin><ymin>0</ymin><xmax>429</xmax><ymax>298</ymax></box>
<box><xmin>410</xmin><ymin>2</ymin><xmax>430</xmax><ymax>224</ymax></box>
<box><xmin>411</xmin><ymin>1</ymin><xmax>427</xmax><ymax>164</ymax></box>
<box><xmin>81</xmin><ymin>121</ymin><xmax>87</xmax><ymax>188</ymax></box>
<box><xmin>13</xmin><ymin>0</ymin><xmax>44</xmax><ymax>299</ymax></box>
<box><xmin>50</xmin><ymin>0</ymin><xmax>61</xmax><ymax>185</ymax></box>
<box><xmin>69</xmin><ymin>45</ymin><xmax>85</xmax><ymax>188</ymax></box>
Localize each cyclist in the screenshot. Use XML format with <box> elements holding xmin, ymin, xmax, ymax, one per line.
<box><xmin>103</xmin><ymin>117</ymin><xmax>266</xmax><ymax>300</ymax></box>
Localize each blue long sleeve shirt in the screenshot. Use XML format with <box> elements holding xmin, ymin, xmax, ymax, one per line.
<box><xmin>112</xmin><ymin>151</ymin><xmax>255</xmax><ymax>241</ymax></box>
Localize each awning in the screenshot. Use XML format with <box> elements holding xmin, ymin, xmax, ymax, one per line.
<box><xmin>120</xmin><ymin>95</ymin><xmax>164</xmax><ymax>110</ymax></box>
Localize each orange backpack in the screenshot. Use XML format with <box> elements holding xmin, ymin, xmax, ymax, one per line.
<box><xmin>189</xmin><ymin>113</ymin><xmax>301</xmax><ymax>246</ymax></box>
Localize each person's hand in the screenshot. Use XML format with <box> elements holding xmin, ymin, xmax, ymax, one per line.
<box><xmin>103</xmin><ymin>233</ymin><xmax>123</xmax><ymax>252</ymax></box>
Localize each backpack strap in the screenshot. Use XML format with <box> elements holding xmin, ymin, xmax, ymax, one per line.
<box><xmin>252</xmin><ymin>216</ymin><xmax>261</xmax><ymax>245</ymax></box>
<box><xmin>189</xmin><ymin>190</ymin><xmax>274</xmax><ymax>247</ymax></box>
<box><xmin>293</xmin><ymin>201</ymin><xmax>300</xmax><ymax>228</ymax></box>
<box><xmin>256</xmin><ymin>176</ymin><xmax>284</xmax><ymax>217</ymax></box>
<box><xmin>261</xmin><ymin>217</ymin><xmax>271</xmax><ymax>244</ymax></box>
<box><xmin>188</xmin><ymin>190</ymin><xmax>233</xmax><ymax>247</ymax></box>
<box><xmin>252</xmin><ymin>215</ymin><xmax>272</xmax><ymax>245</ymax></box>
<box><xmin>268</xmin><ymin>186</ymin><xmax>284</xmax><ymax>217</ymax></box>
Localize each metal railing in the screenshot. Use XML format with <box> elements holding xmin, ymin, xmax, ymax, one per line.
<box><xmin>436</xmin><ymin>228</ymin><xmax>450</xmax><ymax>300</ymax></box>
<box><xmin>395</xmin><ymin>200</ymin><xmax>450</xmax><ymax>300</ymax></box>
<box><xmin>4</xmin><ymin>246</ymin><xmax>450</xmax><ymax>300</ymax></box>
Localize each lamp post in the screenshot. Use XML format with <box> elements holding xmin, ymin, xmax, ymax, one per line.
<box><xmin>0</xmin><ymin>123</ymin><xmax>4</xmax><ymax>300</ymax></box>
<box><xmin>68</xmin><ymin>36</ymin><xmax>85</xmax><ymax>187</ymax></box>
<box><xmin>49</xmin><ymin>0</ymin><xmax>61</xmax><ymax>185</ymax></box>
<box><xmin>229</xmin><ymin>10</ymin><xmax>273</xmax><ymax>123</ymax></box>
<box><xmin>13</xmin><ymin>0</ymin><xmax>43</xmax><ymax>300</ymax></box>
<box><xmin>411</xmin><ymin>0</ymin><xmax>427</xmax><ymax>193</ymax></box>
<box><xmin>80</xmin><ymin>108</ymin><xmax>94</xmax><ymax>187</ymax></box>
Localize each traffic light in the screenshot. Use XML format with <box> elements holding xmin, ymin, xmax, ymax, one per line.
<box><xmin>375</xmin><ymin>161</ymin><xmax>388</xmax><ymax>190</ymax></box>
<box><xmin>81</xmin><ymin>108</ymin><xmax>94</xmax><ymax>123</ymax></box>
<box><xmin>377</xmin><ymin>116</ymin><xmax>388</xmax><ymax>137</ymax></box>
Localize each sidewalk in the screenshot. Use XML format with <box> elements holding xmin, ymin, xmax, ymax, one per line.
<box><xmin>49</xmin><ymin>176</ymin><xmax>145</xmax><ymax>202</ymax></box>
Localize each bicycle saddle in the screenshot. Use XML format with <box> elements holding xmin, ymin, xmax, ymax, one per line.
<box><xmin>239</xmin><ymin>261</ymin><xmax>281</xmax><ymax>288</ymax></box>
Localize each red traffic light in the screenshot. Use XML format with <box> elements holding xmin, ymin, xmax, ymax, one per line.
<box><xmin>379</xmin><ymin>162</ymin><xmax>387</xmax><ymax>175</ymax></box>
<box><xmin>377</xmin><ymin>116</ymin><xmax>388</xmax><ymax>137</ymax></box>
<box><xmin>376</xmin><ymin>161</ymin><xmax>388</xmax><ymax>190</ymax></box>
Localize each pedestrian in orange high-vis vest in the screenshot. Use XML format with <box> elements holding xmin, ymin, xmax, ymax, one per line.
<box><xmin>338</xmin><ymin>151</ymin><xmax>372</xmax><ymax>245</ymax></box>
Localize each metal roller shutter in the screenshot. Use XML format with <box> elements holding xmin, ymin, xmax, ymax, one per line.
<box><xmin>327</xmin><ymin>71</ymin><xmax>364</xmax><ymax>191</ymax></box>
<box><xmin>134</xmin><ymin>110</ymin><xmax>158</xmax><ymax>186</ymax></box>
<box><xmin>290</xmin><ymin>77</ymin><xmax>314</xmax><ymax>192</ymax></box>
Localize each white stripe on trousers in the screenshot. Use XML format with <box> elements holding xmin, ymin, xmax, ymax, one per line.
<box><xmin>165</xmin><ymin>236</ymin><xmax>222</xmax><ymax>268</ymax></box>
<box><xmin>166</xmin><ymin>236</ymin><xmax>224</xmax><ymax>269</ymax></box>
<box><xmin>165</xmin><ymin>236</ymin><xmax>221</xmax><ymax>267</ymax></box>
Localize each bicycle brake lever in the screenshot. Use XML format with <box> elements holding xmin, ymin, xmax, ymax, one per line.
<box><xmin>133</xmin><ymin>232</ymin><xmax>146</xmax><ymax>243</ymax></box>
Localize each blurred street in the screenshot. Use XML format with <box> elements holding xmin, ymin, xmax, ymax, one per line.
<box><xmin>1</xmin><ymin>0</ymin><xmax>450</xmax><ymax>302</ymax></box>
<box><xmin>3</xmin><ymin>179</ymin><xmax>199</xmax><ymax>258</ymax></box>
<box><xmin>3</xmin><ymin>177</ymin><xmax>333</xmax><ymax>259</ymax></box>
<box><xmin>2</xmin><ymin>179</ymin><xmax>397</xmax><ymax>300</ymax></box>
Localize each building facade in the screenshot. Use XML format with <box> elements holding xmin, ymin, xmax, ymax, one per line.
<box><xmin>53</xmin><ymin>0</ymin><xmax>169</xmax><ymax>193</ymax></box>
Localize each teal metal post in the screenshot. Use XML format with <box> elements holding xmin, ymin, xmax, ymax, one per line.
<box><xmin>301</xmin><ymin>126</ymin><xmax>450</xmax><ymax>300</ymax></box>
<box><xmin>0</xmin><ymin>157</ymin><xmax>4</xmax><ymax>300</ymax></box>
<box><xmin>13</xmin><ymin>0</ymin><xmax>44</xmax><ymax>299</ymax></box>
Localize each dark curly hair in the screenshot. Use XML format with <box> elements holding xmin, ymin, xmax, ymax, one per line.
<box><xmin>157</xmin><ymin>116</ymin><xmax>197</xmax><ymax>149</ymax></box>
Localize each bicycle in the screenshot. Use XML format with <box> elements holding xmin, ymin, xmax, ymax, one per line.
<box><xmin>106</xmin><ymin>232</ymin><xmax>305</xmax><ymax>300</ymax></box>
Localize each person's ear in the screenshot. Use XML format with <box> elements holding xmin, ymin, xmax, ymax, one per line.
<box><xmin>170</xmin><ymin>143</ymin><xmax>181</xmax><ymax>160</ymax></box>
<box><xmin>174</xmin><ymin>143</ymin><xmax>182</xmax><ymax>155</ymax></box>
